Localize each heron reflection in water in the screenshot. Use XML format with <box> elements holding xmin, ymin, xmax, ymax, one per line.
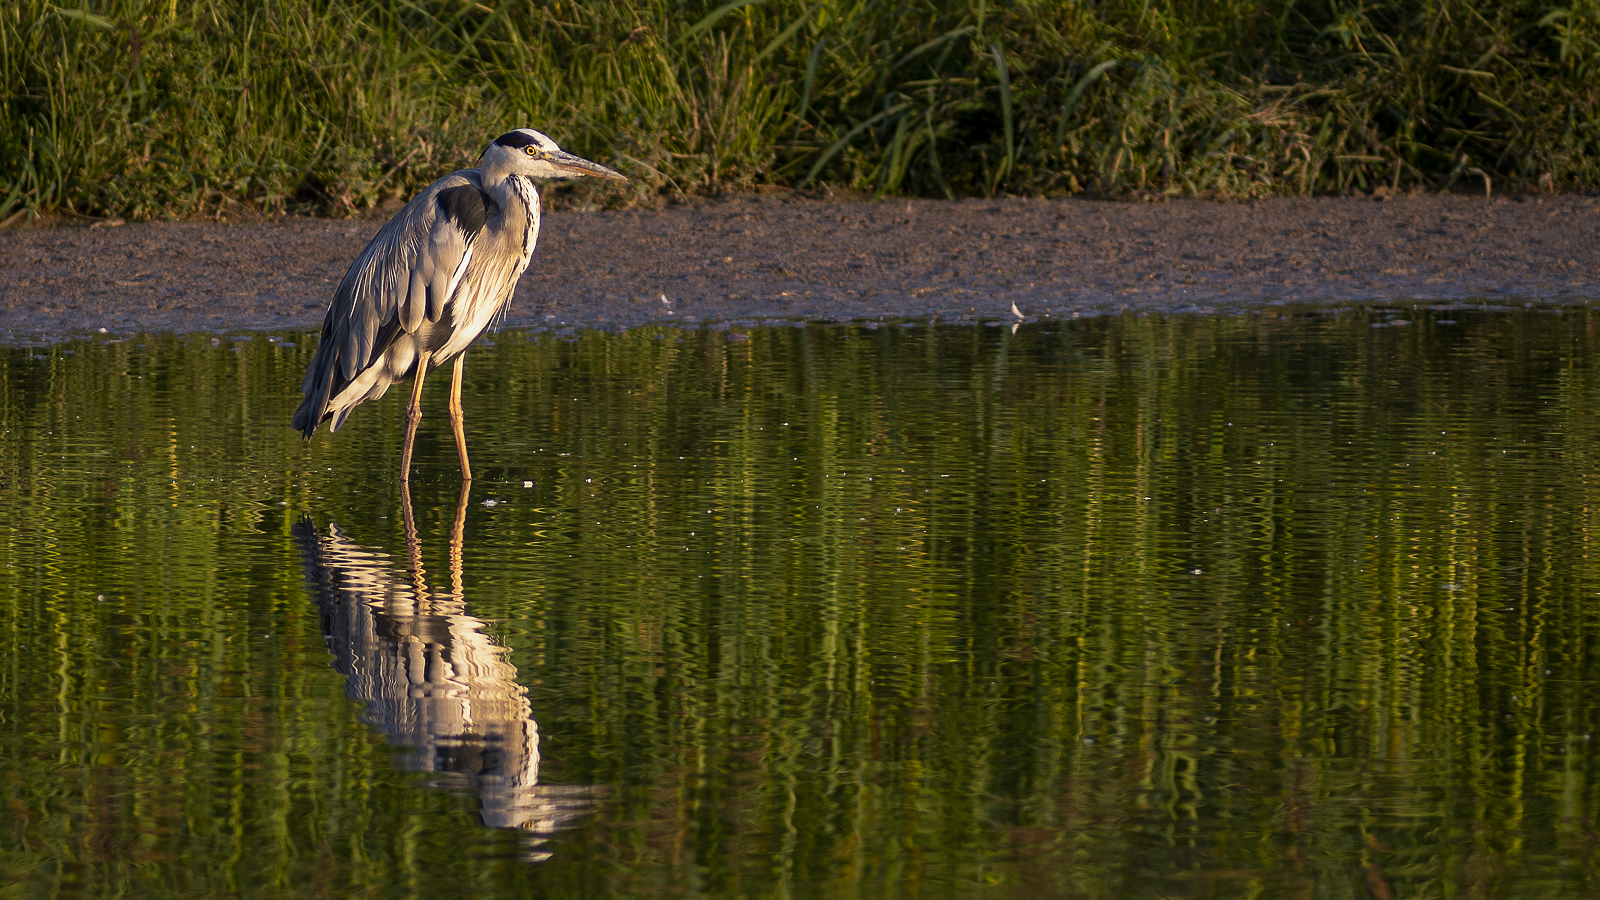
<box><xmin>295</xmin><ymin>484</ymin><xmax>591</xmax><ymax>850</ymax></box>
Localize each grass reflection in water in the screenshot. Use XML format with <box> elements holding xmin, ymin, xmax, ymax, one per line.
<box><xmin>1</xmin><ymin>310</ymin><xmax>1599</xmax><ymax>898</ymax></box>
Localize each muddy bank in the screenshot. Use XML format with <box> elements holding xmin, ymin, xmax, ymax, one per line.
<box><xmin>1</xmin><ymin>192</ymin><xmax>1598</xmax><ymax>343</ymax></box>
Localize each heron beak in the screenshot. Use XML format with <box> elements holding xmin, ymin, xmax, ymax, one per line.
<box><xmin>548</xmin><ymin>151</ymin><xmax>628</xmax><ymax>182</ymax></box>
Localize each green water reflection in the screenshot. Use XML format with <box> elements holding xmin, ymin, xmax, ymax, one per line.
<box><xmin>3</xmin><ymin>310</ymin><xmax>1600</xmax><ymax>898</ymax></box>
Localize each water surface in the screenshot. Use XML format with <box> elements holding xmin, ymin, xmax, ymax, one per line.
<box><xmin>3</xmin><ymin>310</ymin><xmax>1600</xmax><ymax>898</ymax></box>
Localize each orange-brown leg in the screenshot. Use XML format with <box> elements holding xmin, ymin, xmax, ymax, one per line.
<box><xmin>448</xmin><ymin>353</ymin><xmax>472</xmax><ymax>481</ymax></box>
<box><xmin>400</xmin><ymin>477</ymin><xmax>426</xmax><ymax>595</ymax></box>
<box><xmin>400</xmin><ymin>350</ymin><xmax>432</xmax><ymax>483</ymax></box>
<box><xmin>447</xmin><ymin>479</ymin><xmax>471</xmax><ymax>597</ymax></box>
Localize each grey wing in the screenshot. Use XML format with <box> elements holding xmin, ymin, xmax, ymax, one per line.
<box><xmin>293</xmin><ymin>173</ymin><xmax>489</xmax><ymax>436</ymax></box>
<box><xmin>326</xmin><ymin>177</ymin><xmax>481</xmax><ymax>383</ymax></box>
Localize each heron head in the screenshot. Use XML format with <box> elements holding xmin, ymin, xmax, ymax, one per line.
<box><xmin>482</xmin><ymin>129</ymin><xmax>627</xmax><ymax>183</ymax></box>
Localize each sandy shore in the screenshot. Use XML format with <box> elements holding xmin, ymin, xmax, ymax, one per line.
<box><xmin>1</xmin><ymin>192</ymin><xmax>1598</xmax><ymax>343</ymax></box>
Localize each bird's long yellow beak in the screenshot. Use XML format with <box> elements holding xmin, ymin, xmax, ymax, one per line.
<box><xmin>549</xmin><ymin>151</ymin><xmax>627</xmax><ymax>182</ymax></box>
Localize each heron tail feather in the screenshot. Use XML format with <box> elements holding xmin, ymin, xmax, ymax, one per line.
<box><xmin>293</xmin><ymin>344</ymin><xmax>339</xmax><ymax>440</ymax></box>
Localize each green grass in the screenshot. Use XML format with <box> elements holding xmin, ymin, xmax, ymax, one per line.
<box><xmin>6</xmin><ymin>0</ymin><xmax>1600</xmax><ymax>220</ymax></box>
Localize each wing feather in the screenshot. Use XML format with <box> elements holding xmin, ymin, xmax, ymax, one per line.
<box><xmin>292</xmin><ymin>171</ymin><xmax>493</xmax><ymax>438</ymax></box>
<box><xmin>431</xmin><ymin>242</ymin><xmax>473</xmax><ymax>322</ymax></box>
<box><xmin>404</xmin><ymin>267</ymin><xmax>428</xmax><ymax>333</ymax></box>
<box><xmin>427</xmin><ymin>226</ymin><xmax>471</xmax><ymax>321</ymax></box>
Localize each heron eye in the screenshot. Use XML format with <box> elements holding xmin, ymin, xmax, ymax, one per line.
<box><xmin>524</xmin><ymin>146</ymin><xmax>538</xmax><ymax>157</ymax></box>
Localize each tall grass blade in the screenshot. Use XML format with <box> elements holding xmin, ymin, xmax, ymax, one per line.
<box><xmin>676</xmin><ymin>0</ymin><xmax>767</xmax><ymax>44</ymax></box>
<box><xmin>793</xmin><ymin>38</ymin><xmax>825</xmax><ymax>140</ymax></box>
<box><xmin>50</xmin><ymin>8</ymin><xmax>116</xmax><ymax>30</ymax></box>
<box><xmin>756</xmin><ymin>0</ymin><xmax>822</xmax><ymax>63</ymax></box>
<box><xmin>1055</xmin><ymin>59</ymin><xmax>1118</xmax><ymax>147</ymax></box>
<box><xmin>802</xmin><ymin>101</ymin><xmax>912</xmax><ymax>187</ymax></box>
<box><xmin>990</xmin><ymin>40</ymin><xmax>1014</xmax><ymax>191</ymax></box>
<box><xmin>891</xmin><ymin>25</ymin><xmax>975</xmax><ymax>72</ymax></box>
<box><xmin>925</xmin><ymin>107</ymin><xmax>953</xmax><ymax>199</ymax></box>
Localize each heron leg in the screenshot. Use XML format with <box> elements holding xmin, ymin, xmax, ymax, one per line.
<box><xmin>448</xmin><ymin>353</ymin><xmax>472</xmax><ymax>481</ymax></box>
<box><xmin>447</xmin><ymin>479</ymin><xmax>471</xmax><ymax>597</ymax></box>
<box><xmin>400</xmin><ymin>350</ymin><xmax>432</xmax><ymax>483</ymax></box>
<box><xmin>399</xmin><ymin>477</ymin><xmax>427</xmax><ymax>595</ymax></box>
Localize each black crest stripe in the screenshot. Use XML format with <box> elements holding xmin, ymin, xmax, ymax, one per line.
<box><xmin>491</xmin><ymin>130</ymin><xmax>539</xmax><ymax>150</ymax></box>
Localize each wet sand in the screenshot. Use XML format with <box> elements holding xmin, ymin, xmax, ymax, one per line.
<box><xmin>1</xmin><ymin>192</ymin><xmax>1598</xmax><ymax>342</ymax></box>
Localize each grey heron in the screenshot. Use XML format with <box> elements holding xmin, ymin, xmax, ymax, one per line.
<box><xmin>292</xmin><ymin>128</ymin><xmax>626</xmax><ymax>481</ymax></box>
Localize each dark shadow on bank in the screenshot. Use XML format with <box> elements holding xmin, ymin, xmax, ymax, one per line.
<box><xmin>294</xmin><ymin>482</ymin><xmax>593</xmax><ymax>859</ymax></box>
